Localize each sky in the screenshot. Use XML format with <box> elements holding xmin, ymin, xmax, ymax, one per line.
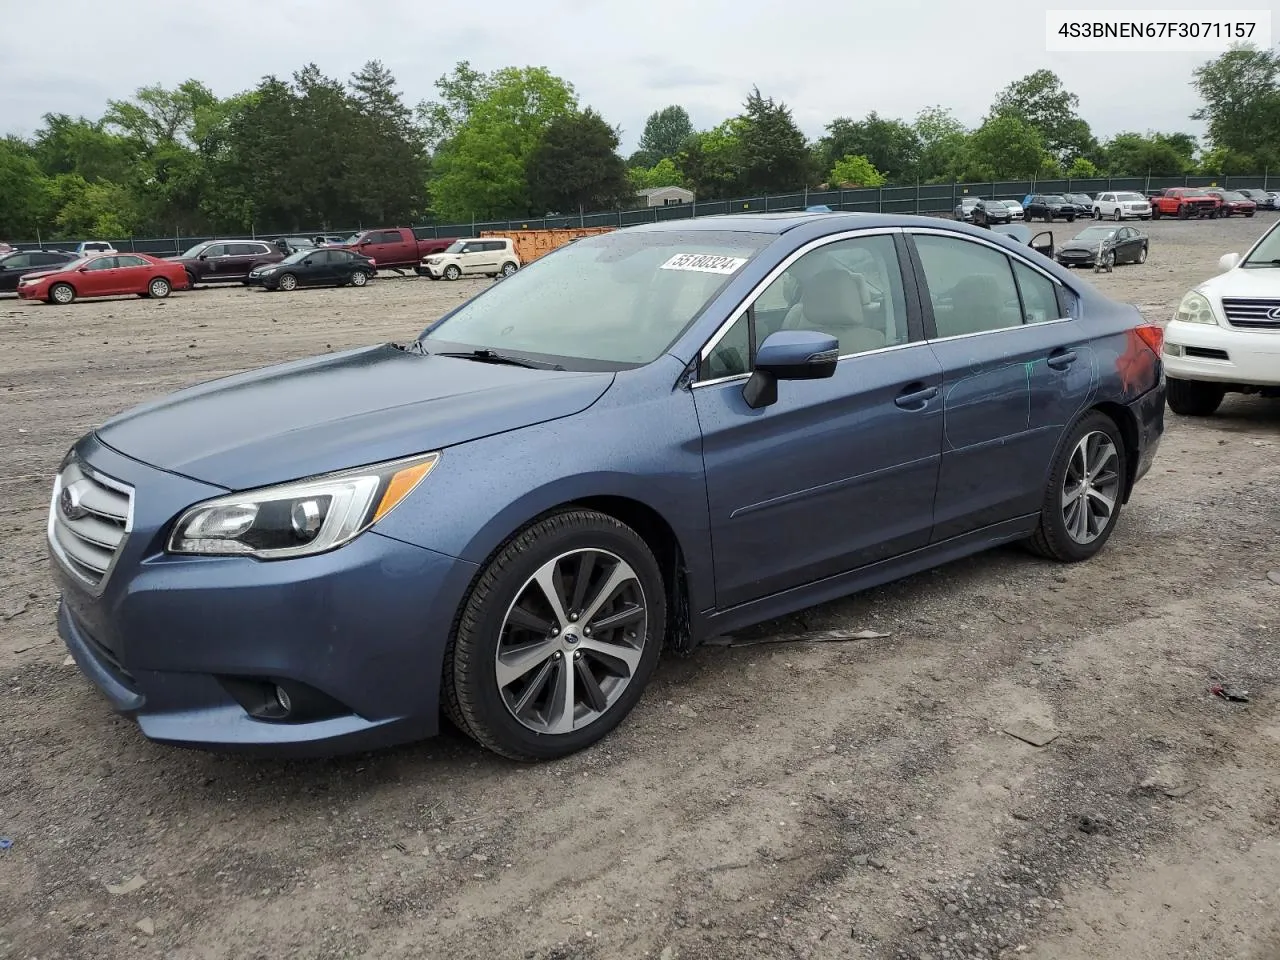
<box><xmin>0</xmin><ymin>0</ymin><xmax>1233</xmax><ymax>152</ymax></box>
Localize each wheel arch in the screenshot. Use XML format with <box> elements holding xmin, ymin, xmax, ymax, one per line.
<box><xmin>1089</xmin><ymin>400</ymin><xmax>1141</xmax><ymax>503</ymax></box>
<box><xmin>456</xmin><ymin>491</ymin><xmax>698</xmax><ymax>655</ymax></box>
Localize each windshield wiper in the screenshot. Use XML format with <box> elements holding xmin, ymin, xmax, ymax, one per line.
<box><xmin>1243</xmin><ymin>258</ymin><xmax>1280</xmax><ymax>267</ymax></box>
<box><xmin>438</xmin><ymin>349</ymin><xmax>564</xmax><ymax>371</ymax></box>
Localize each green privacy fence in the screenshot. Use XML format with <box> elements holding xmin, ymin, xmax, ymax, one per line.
<box><xmin>16</xmin><ymin>174</ymin><xmax>1275</xmax><ymax>257</ymax></box>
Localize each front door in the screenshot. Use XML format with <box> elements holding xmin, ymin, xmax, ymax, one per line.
<box><xmin>906</xmin><ymin>230</ymin><xmax>1096</xmax><ymax>541</ymax></box>
<box><xmin>693</xmin><ymin>231</ymin><xmax>944</xmax><ymax>609</ymax></box>
<box><xmin>78</xmin><ymin>256</ymin><xmax>122</xmax><ymax>295</ymax></box>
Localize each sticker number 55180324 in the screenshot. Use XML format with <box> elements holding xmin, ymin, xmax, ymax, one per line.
<box><xmin>660</xmin><ymin>253</ymin><xmax>748</xmax><ymax>274</ymax></box>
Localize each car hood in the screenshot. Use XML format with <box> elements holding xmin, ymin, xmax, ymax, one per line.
<box><xmin>1061</xmin><ymin>236</ymin><xmax>1116</xmax><ymax>251</ymax></box>
<box><xmin>95</xmin><ymin>343</ymin><xmax>614</xmax><ymax>490</ymax></box>
<box><xmin>15</xmin><ymin>268</ymin><xmax>64</xmax><ymax>281</ymax></box>
<box><xmin>1198</xmin><ymin>268</ymin><xmax>1280</xmax><ymax>300</ymax></box>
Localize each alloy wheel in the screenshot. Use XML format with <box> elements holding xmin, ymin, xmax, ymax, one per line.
<box><xmin>351</xmin><ymin>271</ymin><xmax>368</xmax><ymax>286</ymax></box>
<box><xmin>279</xmin><ymin>273</ymin><xmax>297</xmax><ymax>291</ymax></box>
<box><xmin>1061</xmin><ymin>431</ymin><xmax>1121</xmax><ymax>545</ymax></box>
<box><xmin>52</xmin><ymin>284</ymin><xmax>74</xmax><ymax>304</ymax></box>
<box><xmin>495</xmin><ymin>548</ymin><xmax>647</xmax><ymax>734</ymax></box>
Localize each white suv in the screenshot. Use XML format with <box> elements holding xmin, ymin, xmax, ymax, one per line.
<box><xmin>1163</xmin><ymin>219</ymin><xmax>1280</xmax><ymax>415</ymax></box>
<box><xmin>1092</xmin><ymin>191</ymin><xmax>1152</xmax><ymax>221</ymax></box>
<box><xmin>419</xmin><ymin>238</ymin><xmax>520</xmax><ymax>280</ymax></box>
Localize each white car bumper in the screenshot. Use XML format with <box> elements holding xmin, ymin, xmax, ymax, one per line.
<box><xmin>1163</xmin><ymin>320</ymin><xmax>1280</xmax><ymax>386</ymax></box>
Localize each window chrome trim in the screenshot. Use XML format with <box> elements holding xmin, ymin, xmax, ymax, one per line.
<box><xmin>696</xmin><ymin>226</ymin><xmax>907</xmax><ymax>369</ymax></box>
<box><xmin>692</xmin><ymin>338</ymin><xmax>930</xmax><ymax>390</ymax></box>
<box><xmin>905</xmin><ymin>226</ymin><xmax>1068</xmax><ymax>287</ymax></box>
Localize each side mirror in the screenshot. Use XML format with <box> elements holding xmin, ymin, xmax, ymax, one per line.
<box><xmin>359</xmin><ymin>238</ymin><xmax>371</xmax><ymax>245</ymax></box>
<box><xmin>742</xmin><ymin>330</ymin><xmax>840</xmax><ymax>409</ymax></box>
<box><xmin>1218</xmin><ymin>252</ymin><xmax>1240</xmax><ymax>272</ymax></box>
<box><xmin>197</xmin><ymin>253</ymin><xmax>207</xmax><ymax>260</ymax></box>
<box><xmin>303</xmin><ymin>259</ymin><xmax>313</xmax><ymax>266</ymax></box>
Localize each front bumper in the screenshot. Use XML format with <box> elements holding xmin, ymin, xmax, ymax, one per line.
<box><xmin>1163</xmin><ymin>321</ymin><xmax>1280</xmax><ymax>387</ymax></box>
<box><xmin>244</xmin><ymin>273</ymin><xmax>269</xmax><ymax>287</ymax></box>
<box><xmin>50</xmin><ymin>435</ymin><xmax>479</xmax><ymax>756</ymax></box>
<box><xmin>17</xmin><ymin>284</ymin><xmax>44</xmax><ymax>300</ymax></box>
<box><xmin>420</xmin><ymin>264</ymin><xmax>447</xmax><ymax>278</ymax></box>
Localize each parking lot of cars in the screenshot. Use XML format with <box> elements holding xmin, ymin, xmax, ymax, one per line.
<box><xmin>1</xmin><ymin>213</ymin><xmax>1279</xmax><ymax>960</ymax></box>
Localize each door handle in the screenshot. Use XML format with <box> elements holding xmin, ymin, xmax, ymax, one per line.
<box><xmin>894</xmin><ymin>384</ymin><xmax>939</xmax><ymax>410</ymax></box>
<box><xmin>1047</xmin><ymin>349</ymin><xmax>1077</xmax><ymax>370</ymax></box>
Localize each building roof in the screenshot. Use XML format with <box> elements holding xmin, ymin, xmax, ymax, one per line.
<box><xmin>637</xmin><ymin>186</ymin><xmax>693</xmax><ymax>197</ymax></box>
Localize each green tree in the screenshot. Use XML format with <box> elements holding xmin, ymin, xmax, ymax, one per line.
<box><xmin>1192</xmin><ymin>46</ymin><xmax>1280</xmax><ymax>167</ymax></box>
<box><xmin>676</xmin><ymin>120</ymin><xmax>746</xmax><ymax>200</ymax></box>
<box><xmin>527</xmin><ymin>109</ymin><xmax>630</xmax><ymax>213</ymax></box>
<box><xmin>0</xmin><ymin>137</ymin><xmax>53</xmax><ymax>239</ymax></box>
<box><xmin>31</xmin><ymin>114</ymin><xmax>134</xmax><ymax>184</ymax></box>
<box><xmin>348</xmin><ymin>60</ymin><xmax>428</xmax><ymax>223</ymax></box>
<box><xmin>990</xmin><ymin>69</ymin><xmax>1095</xmax><ymax>161</ymax></box>
<box><xmin>628</xmin><ymin>156</ymin><xmax>685</xmax><ymax>192</ymax></box>
<box><xmin>1065</xmin><ymin>156</ymin><xmax>1100</xmax><ymax>179</ymax></box>
<box><xmin>736</xmin><ymin>87</ymin><xmax>810</xmax><ymax>193</ymax></box>
<box><xmin>912</xmin><ymin>106</ymin><xmax>972</xmax><ymax>182</ymax></box>
<box><xmin>429</xmin><ymin>66</ymin><xmax>578</xmax><ymax>220</ymax></box>
<box><xmin>417</xmin><ymin>60</ymin><xmax>491</xmax><ymax>150</ymax></box>
<box><xmin>1101</xmin><ymin>132</ymin><xmax>1196</xmax><ymax>176</ymax></box>
<box><xmin>829</xmin><ymin>154</ymin><xmax>886</xmax><ymax>187</ymax></box>
<box><xmin>50</xmin><ymin>174</ymin><xmax>139</xmax><ymax>237</ymax></box>
<box><xmin>968</xmin><ymin>115</ymin><xmax>1050</xmax><ymax>179</ymax></box>
<box><xmin>629</xmin><ymin>105</ymin><xmax>694</xmax><ymax>167</ymax></box>
<box><xmin>819</xmin><ymin>112</ymin><xmax>919</xmax><ymax>181</ymax></box>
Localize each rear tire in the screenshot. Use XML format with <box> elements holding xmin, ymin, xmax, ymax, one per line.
<box><xmin>350</xmin><ymin>270</ymin><xmax>369</xmax><ymax>287</ymax></box>
<box><xmin>1166</xmin><ymin>377</ymin><xmax>1225</xmax><ymax>417</ymax></box>
<box><xmin>1151</xmin><ymin>208</ymin><xmax>1161</xmax><ymax>220</ymax></box>
<box><xmin>442</xmin><ymin>509</ymin><xmax>665</xmax><ymax>760</ymax></box>
<box><xmin>1026</xmin><ymin>412</ymin><xmax>1127</xmax><ymax>563</ymax></box>
<box><xmin>148</xmin><ymin>277</ymin><xmax>171</xmax><ymax>299</ymax></box>
<box><xmin>1137</xmin><ymin>245</ymin><xmax>1147</xmax><ymax>264</ymax></box>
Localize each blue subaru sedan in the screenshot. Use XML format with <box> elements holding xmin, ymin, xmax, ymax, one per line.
<box><xmin>49</xmin><ymin>213</ymin><xmax>1165</xmax><ymax>760</ymax></box>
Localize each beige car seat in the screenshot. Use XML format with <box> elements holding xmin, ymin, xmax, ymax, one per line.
<box><xmin>782</xmin><ymin>269</ymin><xmax>886</xmax><ymax>354</ymax></box>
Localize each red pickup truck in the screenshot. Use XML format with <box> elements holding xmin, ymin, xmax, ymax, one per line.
<box><xmin>1148</xmin><ymin>188</ymin><xmax>1221</xmax><ymax>220</ymax></box>
<box><xmin>342</xmin><ymin>228</ymin><xmax>457</xmax><ymax>272</ymax></box>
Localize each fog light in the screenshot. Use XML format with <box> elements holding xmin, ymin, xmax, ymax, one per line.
<box><xmin>1164</xmin><ymin>343</ymin><xmax>1184</xmax><ymax>357</ymax></box>
<box><xmin>274</xmin><ymin>685</ymin><xmax>292</xmax><ymax>714</ymax></box>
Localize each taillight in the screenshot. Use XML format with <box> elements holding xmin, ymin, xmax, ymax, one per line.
<box><xmin>1134</xmin><ymin>324</ymin><xmax>1164</xmax><ymax>354</ymax></box>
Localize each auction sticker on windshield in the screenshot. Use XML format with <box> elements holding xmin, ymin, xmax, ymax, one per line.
<box><xmin>660</xmin><ymin>253</ymin><xmax>748</xmax><ymax>274</ymax></box>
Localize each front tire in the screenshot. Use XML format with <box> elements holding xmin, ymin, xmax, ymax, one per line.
<box><xmin>443</xmin><ymin>509</ymin><xmax>666</xmax><ymax>761</ymax></box>
<box><xmin>1027</xmin><ymin>412</ymin><xmax>1127</xmax><ymax>562</ymax></box>
<box><xmin>49</xmin><ymin>283</ymin><xmax>75</xmax><ymax>305</ymax></box>
<box><xmin>1137</xmin><ymin>244</ymin><xmax>1148</xmax><ymax>264</ymax></box>
<box><xmin>1166</xmin><ymin>377</ymin><xmax>1225</xmax><ymax>417</ymax></box>
<box><xmin>1112</xmin><ymin>208</ymin><xmax>1122</xmax><ymax>221</ymax></box>
<box><xmin>444</xmin><ymin>264</ymin><xmax>461</xmax><ymax>281</ymax></box>
<box><xmin>277</xmin><ymin>272</ymin><xmax>298</xmax><ymax>291</ymax></box>
<box><xmin>148</xmin><ymin>277</ymin><xmax>171</xmax><ymax>299</ymax></box>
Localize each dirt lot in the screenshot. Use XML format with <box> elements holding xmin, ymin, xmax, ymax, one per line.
<box><xmin>2</xmin><ymin>215</ymin><xmax>1279</xmax><ymax>960</ymax></box>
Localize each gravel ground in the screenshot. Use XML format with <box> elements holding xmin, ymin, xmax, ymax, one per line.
<box><xmin>2</xmin><ymin>215</ymin><xmax>1279</xmax><ymax>960</ymax></box>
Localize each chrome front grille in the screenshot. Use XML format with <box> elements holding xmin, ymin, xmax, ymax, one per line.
<box><xmin>48</xmin><ymin>459</ymin><xmax>133</xmax><ymax>592</ymax></box>
<box><xmin>1221</xmin><ymin>297</ymin><xmax>1280</xmax><ymax>330</ymax></box>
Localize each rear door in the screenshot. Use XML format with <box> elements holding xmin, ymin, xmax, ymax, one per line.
<box><xmin>307</xmin><ymin>249</ymin><xmax>338</xmax><ymax>284</ymax></box>
<box><xmin>224</xmin><ymin>242</ymin><xmax>265</xmax><ymax>278</ymax></box>
<box><xmin>112</xmin><ymin>254</ymin><xmax>152</xmax><ymax>293</ymax></box>
<box><xmin>906</xmin><ymin>229</ymin><xmax>1094</xmax><ymax>540</ymax></box>
<box><xmin>469</xmin><ymin>241</ymin><xmax>502</xmax><ymax>274</ymax></box>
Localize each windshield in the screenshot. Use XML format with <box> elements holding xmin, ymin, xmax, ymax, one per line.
<box><xmin>443</xmin><ymin>241</ymin><xmax>468</xmax><ymax>254</ymax></box>
<box><xmin>1181</xmin><ymin>189</ymin><xmax>1209</xmax><ymax>197</ymax></box>
<box><xmin>420</xmin><ymin>229</ymin><xmax>771</xmax><ymax>367</ymax></box>
<box><xmin>1242</xmin><ymin>222</ymin><xmax>1280</xmax><ymax>267</ymax></box>
<box><xmin>1116</xmin><ymin>192</ymin><xmax>1145</xmax><ymax>202</ymax></box>
<box><xmin>1221</xmin><ymin>191</ymin><xmax>1245</xmax><ymax>201</ymax></box>
<box><xmin>1042</xmin><ymin>195</ymin><xmax>1067</xmax><ymax>203</ymax></box>
<box><xmin>180</xmin><ymin>242</ymin><xmax>209</xmax><ymax>258</ymax></box>
<box><xmin>1074</xmin><ymin>227</ymin><xmax>1117</xmax><ymax>242</ymax></box>
<box><xmin>280</xmin><ymin>249</ymin><xmax>314</xmax><ymax>264</ymax></box>
<box><xmin>984</xmin><ymin>200</ymin><xmax>1006</xmax><ymax>207</ymax></box>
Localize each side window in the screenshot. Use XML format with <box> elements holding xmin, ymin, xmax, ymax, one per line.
<box><xmin>914</xmin><ymin>234</ymin><xmax>1023</xmax><ymax>337</ymax></box>
<box><xmin>702</xmin><ymin>313</ymin><xmax>752</xmax><ymax>379</ymax></box>
<box><xmin>4</xmin><ymin>254</ymin><xmax>31</xmax><ymax>269</ymax></box>
<box><xmin>203</xmin><ymin>244</ymin><xmax>227</xmax><ymax>258</ymax></box>
<box><xmin>83</xmin><ymin>257</ymin><xmax>117</xmax><ymax>271</ymax></box>
<box><xmin>115</xmin><ymin>255</ymin><xmax>147</xmax><ymax>267</ymax></box>
<box><xmin>375</xmin><ymin>231</ymin><xmax>401</xmax><ymax>244</ymax></box>
<box><xmin>1010</xmin><ymin>260</ymin><xmax>1061</xmax><ymax>324</ymax></box>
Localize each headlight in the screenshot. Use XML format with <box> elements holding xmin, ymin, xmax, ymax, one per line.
<box><xmin>1173</xmin><ymin>290</ymin><xmax>1217</xmax><ymax>325</ymax></box>
<box><xmin>167</xmin><ymin>452</ymin><xmax>439</xmax><ymax>559</ymax></box>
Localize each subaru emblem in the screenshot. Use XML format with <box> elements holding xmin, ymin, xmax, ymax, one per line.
<box><xmin>60</xmin><ymin>482</ymin><xmax>89</xmax><ymax>521</ymax></box>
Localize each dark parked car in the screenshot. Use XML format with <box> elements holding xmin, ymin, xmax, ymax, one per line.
<box><xmin>1025</xmin><ymin>194</ymin><xmax>1083</xmax><ymax>222</ymax></box>
<box><xmin>1234</xmin><ymin>188</ymin><xmax>1274</xmax><ymax>209</ymax></box>
<box><xmin>1063</xmin><ymin>193</ymin><xmax>1093</xmax><ymax>210</ymax></box>
<box><xmin>272</xmin><ymin>236</ymin><xmax>319</xmax><ymax>254</ymax></box>
<box><xmin>971</xmin><ymin>199</ymin><xmax>1012</xmax><ymax>227</ymax></box>
<box><xmin>1055</xmin><ymin>225</ymin><xmax>1149</xmax><ymax>271</ymax></box>
<box><xmin>1204</xmin><ymin>189</ymin><xmax>1257</xmax><ymax>217</ymax></box>
<box><xmin>248</xmin><ymin>248</ymin><xmax>377</xmax><ymax>291</ymax></box>
<box><xmin>172</xmin><ymin>239</ymin><xmax>285</xmax><ymax>286</ymax></box>
<box><xmin>0</xmin><ymin>249</ymin><xmax>78</xmax><ymax>292</ymax></box>
<box><xmin>49</xmin><ymin>213</ymin><xmax>1165</xmax><ymax>760</ymax></box>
